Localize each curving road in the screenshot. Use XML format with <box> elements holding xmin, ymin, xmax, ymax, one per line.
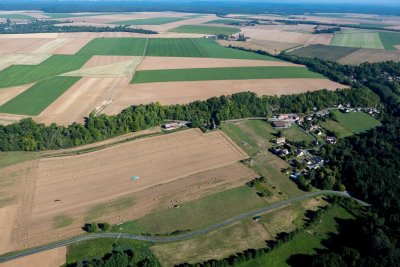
<box><xmin>0</xmin><ymin>190</ymin><xmax>365</xmax><ymax>263</ymax></box>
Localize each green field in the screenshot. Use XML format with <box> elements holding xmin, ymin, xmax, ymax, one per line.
<box><xmin>110</xmin><ymin>17</ymin><xmax>187</xmax><ymax>25</ymax></box>
<box><xmin>76</xmin><ymin>37</ymin><xmax>147</xmax><ymax>56</ymax></box>
<box><xmin>66</xmin><ymin>238</ymin><xmax>158</xmax><ymax>265</ymax></box>
<box><xmin>379</xmin><ymin>31</ymin><xmax>400</xmax><ymax>50</ymax></box>
<box><xmin>132</xmin><ymin>66</ymin><xmax>323</xmax><ymax>83</ymax></box>
<box><xmin>288</xmin><ymin>44</ymin><xmax>359</xmax><ymax>61</ymax></box>
<box><xmin>0</xmin><ymin>55</ymin><xmax>89</xmax><ymax>88</ymax></box>
<box><xmin>170</xmin><ymin>25</ymin><xmax>241</xmax><ymax>35</ymax></box>
<box><xmin>331</xmin><ymin>32</ymin><xmax>385</xmax><ymax>49</ymax></box>
<box><xmin>320</xmin><ymin>119</ymin><xmax>353</xmax><ymax>138</ymax></box>
<box><xmin>238</xmin><ymin>205</ymin><xmax>354</xmax><ymax>267</ymax></box>
<box><xmin>204</xmin><ymin>19</ymin><xmax>242</xmax><ymax>25</ymax></box>
<box><xmin>281</xmin><ymin>125</ymin><xmax>315</xmax><ymax>143</ymax></box>
<box><xmin>0</xmin><ymin>76</ymin><xmax>81</xmax><ymax>115</ymax></box>
<box><xmin>145</xmin><ymin>38</ymin><xmax>278</xmax><ymax>60</ymax></box>
<box><xmin>112</xmin><ymin>186</ymin><xmax>267</xmax><ymax>235</ymax></box>
<box><xmin>0</xmin><ymin>14</ymin><xmax>35</xmax><ymax>20</ymax></box>
<box><xmin>330</xmin><ymin>110</ymin><xmax>381</xmax><ymax>134</ymax></box>
<box><xmin>0</xmin><ymin>152</ymin><xmax>37</xmax><ymax>169</ymax></box>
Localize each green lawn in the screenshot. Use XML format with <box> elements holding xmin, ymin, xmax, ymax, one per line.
<box><xmin>132</xmin><ymin>66</ymin><xmax>323</xmax><ymax>83</ymax></box>
<box><xmin>76</xmin><ymin>38</ymin><xmax>147</xmax><ymax>56</ymax></box>
<box><xmin>281</xmin><ymin>125</ymin><xmax>315</xmax><ymax>143</ymax></box>
<box><xmin>0</xmin><ymin>55</ymin><xmax>89</xmax><ymax>88</ymax></box>
<box><xmin>331</xmin><ymin>32</ymin><xmax>384</xmax><ymax>49</ymax></box>
<box><xmin>0</xmin><ymin>76</ymin><xmax>81</xmax><ymax>115</ymax></box>
<box><xmin>331</xmin><ymin>110</ymin><xmax>381</xmax><ymax>134</ymax></box>
<box><xmin>0</xmin><ymin>14</ymin><xmax>35</xmax><ymax>20</ymax></box>
<box><xmin>145</xmin><ymin>38</ymin><xmax>278</xmax><ymax>60</ymax></box>
<box><xmin>112</xmin><ymin>186</ymin><xmax>267</xmax><ymax>235</ymax></box>
<box><xmin>170</xmin><ymin>25</ymin><xmax>240</xmax><ymax>35</ymax></box>
<box><xmin>238</xmin><ymin>205</ymin><xmax>354</xmax><ymax>267</ymax></box>
<box><xmin>66</xmin><ymin>238</ymin><xmax>158</xmax><ymax>265</ymax></box>
<box><xmin>320</xmin><ymin>119</ymin><xmax>353</xmax><ymax>138</ymax></box>
<box><xmin>110</xmin><ymin>17</ymin><xmax>187</xmax><ymax>25</ymax></box>
<box><xmin>379</xmin><ymin>31</ymin><xmax>400</xmax><ymax>50</ymax></box>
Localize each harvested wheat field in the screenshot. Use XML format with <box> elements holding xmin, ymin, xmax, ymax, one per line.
<box><xmin>51</xmin><ymin>38</ymin><xmax>94</xmax><ymax>55</ymax></box>
<box><xmin>105</xmin><ymin>78</ymin><xmax>346</xmax><ymax>114</ymax></box>
<box><xmin>0</xmin><ymin>38</ymin><xmax>55</xmax><ymax>54</ymax></box>
<box><xmin>0</xmin><ymin>84</ymin><xmax>33</xmax><ymax>106</ymax></box>
<box><xmin>137</xmin><ymin>56</ymin><xmax>300</xmax><ymax>70</ymax></box>
<box><xmin>82</xmin><ymin>55</ymin><xmax>137</xmax><ymax>68</ymax></box>
<box><xmin>0</xmin><ymin>129</ymin><xmax>251</xmax><ymax>251</ymax></box>
<box><xmin>38</xmin><ymin>77</ymin><xmax>130</xmax><ymax>125</ymax></box>
<box><xmin>63</xmin><ymin>59</ymin><xmax>141</xmax><ymax>77</ymax></box>
<box><xmin>1</xmin><ymin>246</ymin><xmax>66</xmax><ymax>267</ymax></box>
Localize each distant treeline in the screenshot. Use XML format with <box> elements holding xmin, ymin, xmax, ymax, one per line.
<box><xmin>0</xmin><ymin>88</ymin><xmax>378</xmax><ymax>151</ymax></box>
<box><xmin>313</xmin><ymin>26</ymin><xmax>341</xmax><ymax>34</ymax></box>
<box><xmin>0</xmin><ymin>20</ymin><xmax>158</xmax><ymax>34</ymax></box>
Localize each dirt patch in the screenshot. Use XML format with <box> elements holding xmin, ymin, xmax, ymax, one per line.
<box><xmin>138</xmin><ymin>56</ymin><xmax>300</xmax><ymax>70</ymax></box>
<box><xmin>104</xmin><ymin>78</ymin><xmax>347</xmax><ymax>115</ymax></box>
<box><xmin>37</xmin><ymin>77</ymin><xmax>130</xmax><ymax>125</ymax></box>
<box><xmin>1</xmin><ymin>246</ymin><xmax>66</xmax><ymax>267</ymax></box>
<box><xmin>0</xmin><ymin>84</ymin><xmax>33</xmax><ymax>106</ymax></box>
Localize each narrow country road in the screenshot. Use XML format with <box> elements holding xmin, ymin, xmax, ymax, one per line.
<box><xmin>0</xmin><ymin>190</ymin><xmax>365</xmax><ymax>263</ymax></box>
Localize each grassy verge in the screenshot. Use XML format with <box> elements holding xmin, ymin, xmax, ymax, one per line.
<box><xmin>132</xmin><ymin>66</ymin><xmax>323</xmax><ymax>83</ymax></box>
<box><xmin>0</xmin><ymin>151</ymin><xmax>38</xmax><ymax>169</ymax></box>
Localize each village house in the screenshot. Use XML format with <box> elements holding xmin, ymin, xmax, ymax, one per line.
<box><xmin>276</xmin><ymin>137</ymin><xmax>286</xmax><ymax>144</ymax></box>
<box><xmin>273</xmin><ymin>121</ymin><xmax>291</xmax><ymax>129</ymax></box>
<box><xmin>326</xmin><ymin>136</ymin><xmax>337</xmax><ymax>144</ymax></box>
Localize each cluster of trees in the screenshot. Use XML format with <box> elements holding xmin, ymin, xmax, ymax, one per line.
<box><xmin>83</xmin><ymin>222</ymin><xmax>111</xmax><ymax>233</ymax></box>
<box><xmin>313</xmin><ymin>26</ymin><xmax>341</xmax><ymax>34</ymax></box>
<box><xmin>67</xmin><ymin>245</ymin><xmax>159</xmax><ymax>267</ymax></box>
<box><xmin>177</xmin><ymin>203</ymin><xmax>335</xmax><ymax>267</ymax></box>
<box><xmin>246</xmin><ymin>177</ymin><xmax>272</xmax><ymax>197</ymax></box>
<box><xmin>0</xmin><ymin>87</ymin><xmax>379</xmax><ymax>151</ymax></box>
<box><xmin>0</xmin><ymin>19</ymin><xmax>158</xmax><ymax>34</ymax></box>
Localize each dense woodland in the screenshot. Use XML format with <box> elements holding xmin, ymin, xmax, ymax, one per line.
<box><xmin>0</xmin><ymin>20</ymin><xmax>158</xmax><ymax>34</ymax></box>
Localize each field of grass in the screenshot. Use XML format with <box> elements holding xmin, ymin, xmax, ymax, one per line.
<box><xmin>288</xmin><ymin>44</ymin><xmax>359</xmax><ymax>61</ymax></box>
<box><xmin>145</xmin><ymin>38</ymin><xmax>278</xmax><ymax>60</ymax></box>
<box><xmin>66</xmin><ymin>238</ymin><xmax>158</xmax><ymax>265</ymax></box>
<box><xmin>331</xmin><ymin>110</ymin><xmax>381</xmax><ymax>134</ymax></box>
<box><xmin>221</xmin><ymin>120</ymin><xmax>302</xmax><ymax>197</ymax></box>
<box><xmin>204</xmin><ymin>19</ymin><xmax>242</xmax><ymax>25</ymax></box>
<box><xmin>112</xmin><ymin>186</ymin><xmax>267</xmax><ymax>235</ymax></box>
<box><xmin>76</xmin><ymin>37</ymin><xmax>147</xmax><ymax>56</ymax></box>
<box><xmin>280</xmin><ymin>125</ymin><xmax>315</xmax><ymax>143</ymax></box>
<box><xmin>0</xmin><ymin>14</ymin><xmax>35</xmax><ymax>20</ymax></box>
<box><xmin>0</xmin><ymin>152</ymin><xmax>37</xmax><ymax>169</ymax></box>
<box><xmin>170</xmin><ymin>25</ymin><xmax>241</xmax><ymax>35</ymax></box>
<box><xmin>0</xmin><ymin>76</ymin><xmax>81</xmax><ymax>115</ymax></box>
<box><xmin>85</xmin><ymin>195</ymin><xmax>135</xmax><ymax>221</ymax></box>
<box><xmin>110</xmin><ymin>17</ymin><xmax>187</xmax><ymax>25</ymax></box>
<box><xmin>331</xmin><ymin>32</ymin><xmax>384</xmax><ymax>49</ymax></box>
<box><xmin>152</xmin><ymin>199</ymin><xmax>321</xmax><ymax>266</ymax></box>
<box><xmin>0</xmin><ymin>55</ymin><xmax>89</xmax><ymax>88</ymax></box>
<box><xmin>238</xmin><ymin>204</ymin><xmax>354</xmax><ymax>267</ymax></box>
<box><xmin>379</xmin><ymin>31</ymin><xmax>400</xmax><ymax>50</ymax></box>
<box><xmin>320</xmin><ymin>119</ymin><xmax>353</xmax><ymax>138</ymax></box>
<box><xmin>132</xmin><ymin>66</ymin><xmax>323</xmax><ymax>83</ymax></box>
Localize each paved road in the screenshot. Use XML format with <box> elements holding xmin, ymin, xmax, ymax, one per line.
<box><xmin>0</xmin><ymin>190</ymin><xmax>363</xmax><ymax>263</ymax></box>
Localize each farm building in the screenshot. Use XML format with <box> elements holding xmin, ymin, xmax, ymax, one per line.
<box><xmin>277</xmin><ymin>113</ymin><xmax>299</xmax><ymax>121</ymax></box>
<box><xmin>326</xmin><ymin>136</ymin><xmax>337</xmax><ymax>144</ymax></box>
<box><xmin>162</xmin><ymin>121</ymin><xmax>186</xmax><ymax>131</ymax></box>
<box><xmin>276</xmin><ymin>137</ymin><xmax>286</xmax><ymax>144</ymax></box>
<box><xmin>273</xmin><ymin>121</ymin><xmax>291</xmax><ymax>129</ymax></box>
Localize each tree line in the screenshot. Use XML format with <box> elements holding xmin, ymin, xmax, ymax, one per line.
<box><xmin>0</xmin><ymin>88</ymin><xmax>379</xmax><ymax>151</ymax></box>
<box><xmin>0</xmin><ymin>19</ymin><xmax>158</xmax><ymax>34</ymax></box>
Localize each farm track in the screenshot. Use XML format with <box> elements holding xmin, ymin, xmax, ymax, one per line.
<box><xmin>0</xmin><ymin>190</ymin><xmax>368</xmax><ymax>263</ymax></box>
